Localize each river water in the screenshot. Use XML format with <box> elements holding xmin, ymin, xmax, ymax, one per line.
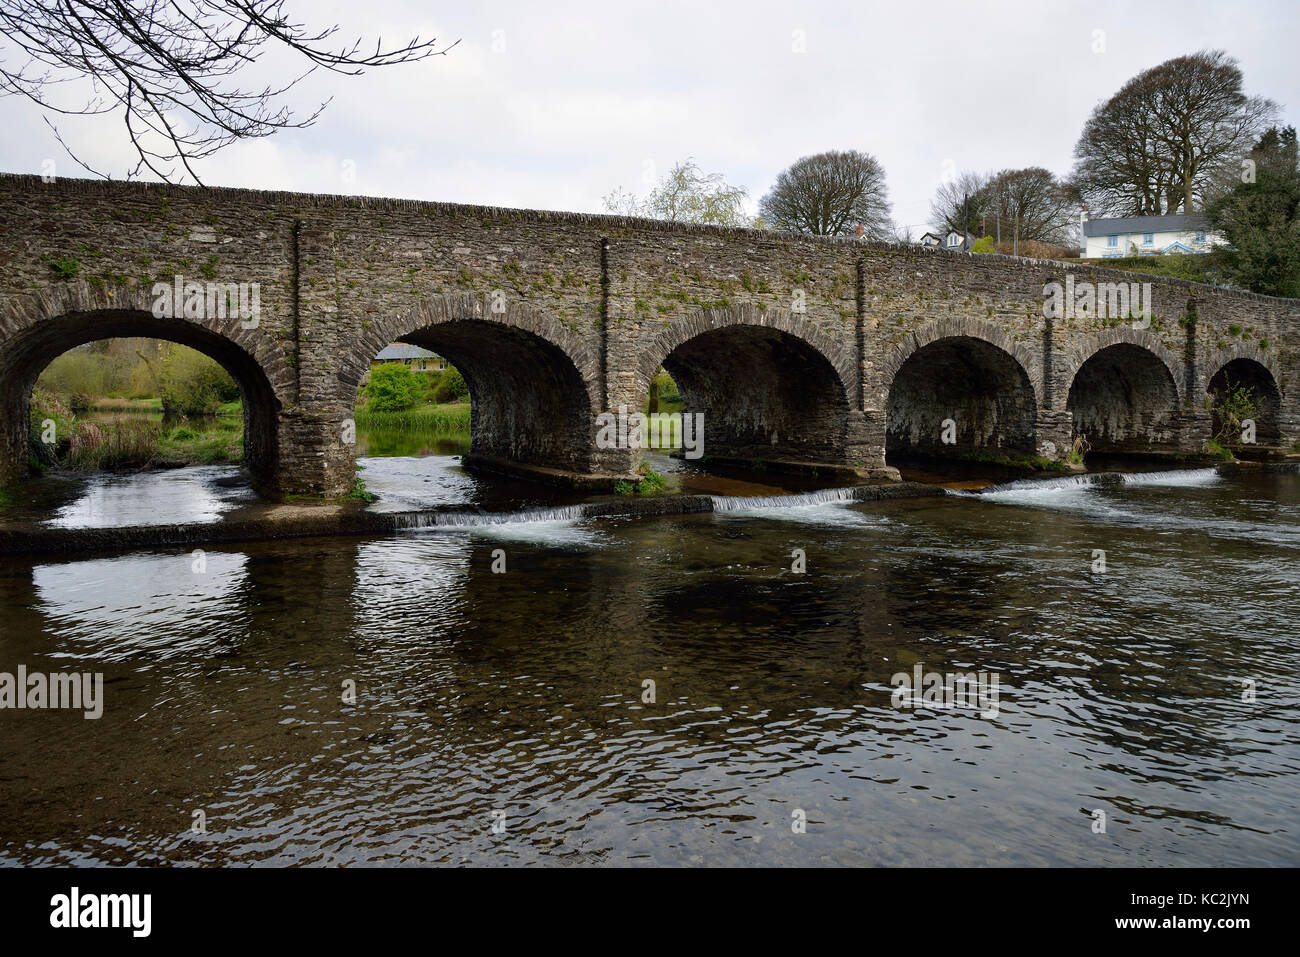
<box><xmin>1</xmin><ymin>442</ymin><xmax>1298</xmax><ymax>866</ymax></box>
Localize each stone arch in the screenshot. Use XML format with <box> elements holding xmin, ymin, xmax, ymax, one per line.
<box><xmin>1066</xmin><ymin>342</ymin><xmax>1181</xmax><ymax>455</ymax></box>
<box><xmin>883</xmin><ymin>324</ymin><xmax>1039</xmax><ymax>460</ymax></box>
<box><xmin>635</xmin><ymin>304</ymin><xmax>858</xmax><ymax>466</ymax></box>
<box><xmin>347</xmin><ymin>293</ymin><xmax>606</xmax><ymax>474</ymax></box>
<box><xmin>881</xmin><ymin>318</ymin><xmax>1044</xmax><ymax>408</ymax></box>
<box><xmin>637</xmin><ymin>303</ymin><xmax>858</xmax><ymax>403</ymax></box>
<box><xmin>1058</xmin><ymin>328</ymin><xmax>1185</xmax><ymax>410</ymax></box>
<box><xmin>1199</xmin><ymin>342</ymin><xmax>1283</xmax><ymax>398</ymax></box>
<box><xmin>0</xmin><ymin>282</ymin><xmax>293</xmax><ymax>489</ymax></box>
<box><xmin>1204</xmin><ymin>349</ymin><xmax>1283</xmax><ymax>446</ymax></box>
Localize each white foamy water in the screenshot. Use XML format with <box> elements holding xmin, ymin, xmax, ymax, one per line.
<box><xmin>394</xmin><ymin>504</ymin><xmax>591</xmax><ymax>529</ymax></box>
<box><xmin>1116</xmin><ymin>467</ymin><xmax>1221</xmax><ymax>487</ymax></box>
<box><xmin>710</xmin><ymin>487</ymin><xmax>887</xmax><ymax>526</ymax></box>
<box><xmin>946</xmin><ymin>466</ymin><xmax>1300</xmax><ymax>547</ymax></box>
<box><xmin>955</xmin><ymin>467</ymin><xmax>1220</xmax><ymax>505</ymax></box>
<box><xmin>709</xmin><ymin>487</ymin><xmax>861</xmax><ymax>511</ymax></box>
<box><xmin>392</xmin><ymin>503</ymin><xmax>605</xmax><ymax>546</ymax></box>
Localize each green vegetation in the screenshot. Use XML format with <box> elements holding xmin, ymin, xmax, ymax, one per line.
<box><xmin>1066</xmin><ymin>434</ymin><xmax>1091</xmax><ymax>466</ymax></box>
<box><xmin>1075</xmin><ymin>253</ymin><xmax>1231</xmax><ymax>285</ymax></box>
<box><xmin>603</xmin><ymin>158</ymin><xmax>752</xmax><ymax>227</ymax></box>
<box><xmin>45</xmin><ymin>255</ymin><xmax>81</xmax><ymax>280</ymax></box>
<box><xmin>346</xmin><ymin>467</ymin><xmax>375</xmax><ymax>503</ymax></box>
<box><xmin>431</xmin><ymin>366</ymin><xmax>468</xmax><ymax>403</ymax></box>
<box><xmin>644</xmin><ymin>367</ymin><xmax>683</xmax><ymax>415</ymax></box>
<box><xmin>158</xmin><ymin>418</ymin><xmax>242</xmax><ymax>465</ymax></box>
<box><xmin>365</xmin><ymin>362</ymin><xmax>423</xmax><ymax>412</ymax></box>
<box><xmin>159</xmin><ymin>347</ymin><xmax>239</xmax><ymax>414</ymax></box>
<box><xmin>1209</xmin><ymin>380</ymin><xmax>1260</xmax><ymax>449</ymax></box>
<box><xmin>1202</xmin><ymin>438</ymin><xmax>1235</xmax><ymax>462</ymax></box>
<box><xmin>354</xmin><ymin>403</ymin><xmax>471</xmax><ymax>433</ymax></box>
<box><xmin>355</xmin><ymin>361</ymin><xmax>471</xmax><ymax>435</ymax></box>
<box><xmin>361</xmin><ymin>362</ymin><xmax>470</xmax><ymax>413</ymax></box>
<box><xmin>1206</xmin><ymin>126</ymin><xmax>1300</xmax><ymax>298</ymax></box>
<box><xmin>29</xmin><ymin>361</ymin><xmax>244</xmax><ymax>471</ymax></box>
<box><xmin>38</xmin><ymin>339</ymin><xmax>238</xmax><ymax>414</ymax></box>
<box><xmin>614</xmin><ymin>465</ymin><xmax>667</xmax><ymax>496</ymax></box>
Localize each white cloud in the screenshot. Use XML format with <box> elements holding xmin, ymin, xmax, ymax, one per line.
<box><xmin>0</xmin><ymin>0</ymin><xmax>1296</xmax><ymax>230</ymax></box>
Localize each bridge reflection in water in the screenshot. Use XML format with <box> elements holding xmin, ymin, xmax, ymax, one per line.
<box><xmin>0</xmin><ymin>460</ymin><xmax>1297</xmax><ymax>866</ymax></box>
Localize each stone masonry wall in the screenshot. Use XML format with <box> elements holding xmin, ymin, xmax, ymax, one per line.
<box><xmin>0</xmin><ymin>173</ymin><xmax>1297</xmax><ymax>497</ymax></box>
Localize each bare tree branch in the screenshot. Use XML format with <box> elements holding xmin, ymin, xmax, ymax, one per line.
<box><xmin>0</xmin><ymin>0</ymin><xmax>459</xmax><ymax>183</ymax></box>
<box><xmin>759</xmin><ymin>150</ymin><xmax>892</xmax><ymax>238</ymax></box>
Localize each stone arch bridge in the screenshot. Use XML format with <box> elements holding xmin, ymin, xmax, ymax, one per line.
<box><xmin>1</xmin><ymin>174</ymin><xmax>1296</xmax><ymax>497</ymax></box>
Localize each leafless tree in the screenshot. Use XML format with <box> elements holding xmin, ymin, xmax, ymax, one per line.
<box><xmin>929</xmin><ymin>170</ymin><xmax>990</xmax><ymax>236</ymax></box>
<box><xmin>1070</xmin><ymin>50</ymin><xmax>1276</xmax><ymax>216</ymax></box>
<box><xmin>931</xmin><ymin>167</ymin><xmax>1074</xmax><ymax>245</ymax></box>
<box><xmin>759</xmin><ymin>150</ymin><xmax>892</xmax><ymax>237</ymax></box>
<box><xmin>0</xmin><ymin>0</ymin><xmax>457</xmax><ymax>183</ymax></box>
<box><xmin>983</xmin><ymin>168</ymin><xmax>1075</xmax><ymax>245</ymax></box>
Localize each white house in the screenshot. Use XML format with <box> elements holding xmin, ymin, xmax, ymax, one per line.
<box><xmin>371</xmin><ymin>343</ymin><xmax>448</xmax><ymax>373</ymax></box>
<box><xmin>919</xmin><ymin>229</ymin><xmax>973</xmax><ymax>251</ymax></box>
<box><xmin>1083</xmin><ymin>213</ymin><xmax>1227</xmax><ymax>259</ymax></box>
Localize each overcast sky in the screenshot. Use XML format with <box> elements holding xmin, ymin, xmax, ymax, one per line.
<box><xmin>1</xmin><ymin>0</ymin><xmax>1297</xmax><ymax>234</ymax></box>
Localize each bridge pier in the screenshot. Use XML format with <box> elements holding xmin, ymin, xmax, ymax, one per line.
<box><xmin>847</xmin><ymin>409</ymin><xmax>899</xmax><ymax>480</ymax></box>
<box><xmin>1034</xmin><ymin>410</ymin><xmax>1075</xmax><ymax>462</ymax></box>
<box><xmin>275</xmin><ymin>406</ymin><xmax>357</xmax><ymax>499</ymax></box>
<box><xmin>1178</xmin><ymin>406</ymin><xmax>1213</xmax><ymax>455</ymax></box>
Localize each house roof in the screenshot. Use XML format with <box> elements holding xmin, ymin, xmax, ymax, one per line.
<box><xmin>1083</xmin><ymin>213</ymin><xmax>1210</xmax><ymax>238</ymax></box>
<box><xmin>375</xmin><ymin>343</ymin><xmax>441</xmax><ymax>361</ymax></box>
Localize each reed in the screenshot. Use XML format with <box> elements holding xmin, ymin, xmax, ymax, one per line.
<box><xmin>355</xmin><ymin>403</ymin><xmax>471</xmax><ymax>433</ymax></box>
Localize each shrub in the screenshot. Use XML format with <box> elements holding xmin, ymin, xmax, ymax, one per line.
<box><xmin>365</xmin><ymin>362</ymin><xmax>422</xmax><ymax>412</ymax></box>
<box><xmin>1202</xmin><ymin>439</ymin><xmax>1235</xmax><ymax>462</ymax></box>
<box><xmin>1211</xmin><ymin>381</ymin><xmax>1260</xmax><ymax>446</ymax></box>
<box><xmin>160</xmin><ymin>346</ymin><xmax>239</xmax><ymax>415</ymax></box>
<box><xmin>637</xmin><ymin>469</ymin><xmax>666</xmax><ymax>493</ymax></box>
<box><xmin>432</xmin><ymin>365</ymin><xmax>469</xmax><ymax>403</ymax></box>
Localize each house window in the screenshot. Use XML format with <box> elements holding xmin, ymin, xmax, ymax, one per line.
<box><xmin>1195</xmin><ymin>231</ymin><xmax>1207</xmax><ymax>243</ymax></box>
<box><xmin>1142</xmin><ymin>233</ymin><xmax>1154</xmax><ymax>245</ymax></box>
<box><xmin>1107</xmin><ymin>235</ymin><xmax>1118</xmax><ymax>248</ymax></box>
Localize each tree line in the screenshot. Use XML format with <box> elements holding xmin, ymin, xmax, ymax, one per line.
<box><xmin>1</xmin><ymin>4</ymin><xmax>1293</xmax><ymax>296</ymax></box>
<box><xmin>601</xmin><ymin>50</ymin><xmax>1296</xmax><ymax>296</ymax></box>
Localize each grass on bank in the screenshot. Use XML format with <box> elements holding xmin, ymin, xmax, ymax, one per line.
<box><xmin>60</xmin><ymin>417</ymin><xmax>244</xmax><ymax>470</ymax></box>
<box><xmin>29</xmin><ymin>387</ymin><xmax>243</xmax><ymax>471</ymax></box>
<box><xmin>354</xmin><ymin>401</ymin><xmax>471</xmax><ymax>433</ymax></box>
<box><xmin>614</xmin><ymin>465</ymin><xmax>667</xmax><ymax>496</ymax></box>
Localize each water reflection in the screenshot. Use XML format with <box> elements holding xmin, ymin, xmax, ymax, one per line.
<box><xmin>0</xmin><ymin>469</ymin><xmax>1296</xmax><ymax>866</ymax></box>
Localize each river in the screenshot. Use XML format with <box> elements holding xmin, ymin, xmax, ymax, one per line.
<box><xmin>1</xmin><ymin>436</ymin><xmax>1297</xmax><ymax>866</ymax></box>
